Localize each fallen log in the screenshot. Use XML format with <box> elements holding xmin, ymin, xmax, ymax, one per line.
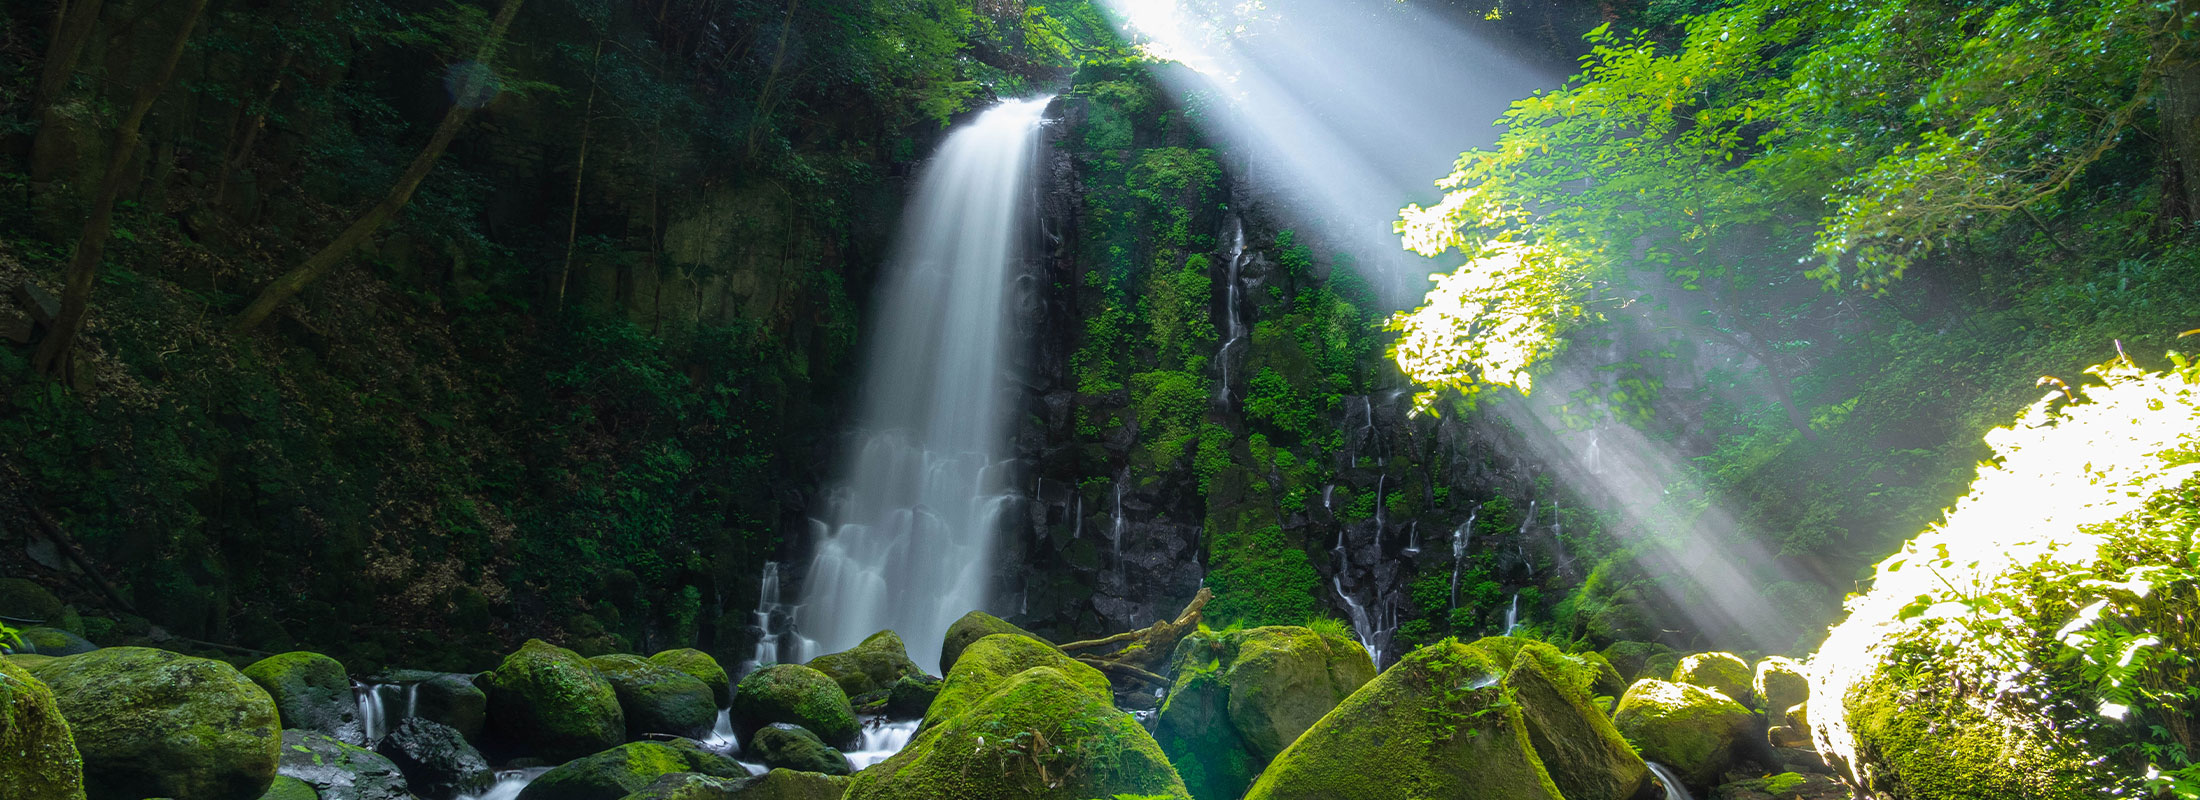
<box><xmin>1056</xmin><ymin>587</ymin><xmax>1210</xmax><ymax>688</ymax></box>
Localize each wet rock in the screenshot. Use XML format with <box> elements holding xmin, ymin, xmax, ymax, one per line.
<box><xmin>1505</xmin><ymin>644</ymin><xmax>1650</xmax><ymax>800</ymax></box>
<box><xmin>29</xmin><ymin>647</ymin><xmax>281</xmax><ymax>800</ymax></box>
<box><xmin>590</xmin><ymin>654</ymin><xmax>717</xmax><ymax>740</ymax></box>
<box><xmin>1153</xmin><ymin>625</ymin><xmax>1374</xmax><ymax>800</ymax></box>
<box><xmin>278</xmin><ymin>729</ymin><xmax>411</xmax><ymax>800</ymax></box>
<box><xmin>938</xmin><ymin>612</ymin><xmax>1043</xmax><ymax>675</ymax></box>
<box><xmin>1599</xmin><ymin>640</ymin><xmax>1679</xmax><ymax>684</ymax></box>
<box><xmin>649</xmin><ymin>649</ymin><xmax>733</xmax><ymax>708</ymax></box>
<box><xmin>372</xmin><ymin>671</ymin><xmax>488</xmax><ymax>743</ymax></box>
<box><xmin>1752</xmin><ymin>657</ymin><xmax>1809</xmax><ymax>716</ymax></box>
<box><xmin>732</xmin><ymin>769</ymin><xmax>850</xmax><ymax>800</ymax></box>
<box><xmin>1672</xmin><ymin>652</ymin><xmax>1755</xmax><ymax>708</ymax></box>
<box><xmin>19</xmin><ymin>627</ymin><xmax>97</xmax><ymax>656</ymax></box>
<box><xmin>245</xmin><ymin>652</ymin><xmax>364</xmax><ymax>744</ymax></box>
<box><xmin>1612</xmin><ymin>678</ymin><xmax>1757</xmax><ymax>791</ymax></box>
<box><xmin>750</xmin><ymin>723</ymin><xmax>852</xmax><ymax>776</ymax></box>
<box><xmin>730</xmin><ymin>663</ymin><xmax>858</xmax><ymax>747</ymax></box>
<box><xmin>375</xmin><ymin>718</ymin><xmax>492</xmax><ymax>800</ymax></box>
<box><xmin>517</xmin><ymin>740</ymin><xmax>746</xmax><ymax>800</ymax></box>
<box><xmin>923</xmin><ymin>634</ymin><xmax>1108</xmax><ymax>731</ymax></box>
<box><xmin>1711</xmin><ymin>771</ymin><xmax>1852</xmax><ymax>800</ymax></box>
<box><xmin>882</xmin><ymin>675</ymin><xmax>939</xmax><ymax>720</ymax></box>
<box><xmin>480</xmin><ymin>640</ymin><xmax>625</xmax><ymax>762</ymax></box>
<box><xmin>806</xmin><ymin>630</ymin><xmax>923</xmax><ymax>699</ymax></box>
<box><xmin>617</xmin><ymin>772</ymin><xmax>746</xmax><ymax>800</ymax></box>
<box><xmin>0</xmin><ymin>657</ymin><xmax>86</xmax><ymax>800</ymax></box>
<box><xmin>0</xmin><ymin>577</ymin><xmax>65</xmax><ymax>626</ymax></box>
<box><xmin>256</xmin><ymin>776</ymin><xmax>318</xmax><ymax>800</ymax></box>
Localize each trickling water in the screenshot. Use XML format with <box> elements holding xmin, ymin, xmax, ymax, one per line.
<box><xmin>747</xmin><ymin>561</ymin><xmax>817</xmax><ymax>672</ymax></box>
<box><xmin>1373</xmin><ymin>474</ymin><xmax>1387</xmax><ymax>530</ymax></box>
<box><xmin>797</xmin><ymin>97</ymin><xmax>1053</xmax><ymax>674</ymax></box>
<box><xmin>1503</xmin><ymin>591</ymin><xmax>1521</xmax><ymax>635</ymax></box>
<box><xmin>848</xmin><ymin>718</ymin><xmax>922</xmax><ymax>770</ymax></box>
<box><xmin>456</xmin><ymin>768</ymin><xmax>551</xmax><ymax>800</ymax></box>
<box><xmin>354</xmin><ymin>682</ymin><xmax>413</xmax><ymax>745</ymax></box>
<box><xmin>1403</xmin><ymin>521</ymin><xmax>1420</xmax><ymax>555</ymax></box>
<box><xmin>1335</xmin><ymin>576</ymin><xmax>1382</xmax><ymax>666</ymax></box>
<box><xmin>1645</xmin><ymin>761</ymin><xmax>1695</xmax><ymax>800</ymax></box>
<box><xmin>1111</xmin><ymin>470</ymin><xmax>1129</xmax><ymax>579</ymax></box>
<box><xmin>1450</xmin><ymin>507</ymin><xmax>1478</xmax><ymax>610</ymax></box>
<box><xmin>1072</xmin><ymin>495</ymin><xmax>1082</xmax><ymax>539</ymax></box>
<box><xmin>1216</xmin><ymin>217</ymin><xmax>1248</xmax><ymax>403</ymax></box>
<box><xmin>1517</xmin><ymin>499</ymin><xmax>1538</xmax><ymax>578</ymax></box>
<box><xmin>701</xmin><ymin>709</ymin><xmax>737</xmax><ymax>754</ymax></box>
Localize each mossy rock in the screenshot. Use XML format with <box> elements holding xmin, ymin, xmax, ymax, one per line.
<box><xmin>1580</xmin><ymin>651</ymin><xmax>1629</xmax><ymax>701</ymax></box>
<box><xmin>922</xmin><ymin>633</ymin><xmax>1108</xmax><ymax>733</ymax></box>
<box><xmin>846</xmin><ymin>666</ymin><xmax>1189</xmax><ymax>800</ymax></box>
<box><xmin>1154</xmin><ymin>626</ymin><xmax>1374</xmax><ymax>800</ymax></box>
<box><xmin>1837</xmin><ymin>659</ymin><xmax>2102</xmax><ymax>800</ymax></box>
<box><xmin>1710</xmin><ymin>771</ymin><xmax>1852</xmax><ymax>800</ymax></box>
<box><xmin>589</xmin><ymin>654</ymin><xmax>717</xmax><ymax>740</ymax></box>
<box><xmin>0</xmin><ymin>578</ymin><xmax>65</xmax><ymax>626</ymax></box>
<box><xmin>806</xmin><ymin>630</ymin><xmax>924</xmax><ymax>698</ymax></box>
<box><xmin>29</xmin><ymin>646</ymin><xmax>282</xmax><ymax>800</ymax></box>
<box><xmin>0</xmin><ymin>657</ymin><xmax>86</xmax><ymax>800</ymax></box>
<box><xmin>648</xmin><ymin>649</ymin><xmax>732</xmax><ymax>708</ymax></box>
<box><xmin>375</xmin><ymin>717</ymin><xmax>492</xmax><ymax>799</ymax></box>
<box><xmin>276</xmin><ymin>729</ymin><xmax>409</xmax><ymax>800</ymax></box>
<box><xmin>517</xmin><ymin>740</ymin><xmax>747</xmax><ymax>800</ymax></box>
<box><xmin>20</xmin><ymin>626</ymin><xmax>97</xmax><ymax>656</ymax></box>
<box><xmin>1599</xmin><ymin>641</ymin><xmax>1677</xmax><ymax>683</ymax></box>
<box><xmin>371</xmin><ymin>671</ymin><xmax>489</xmax><ymax>743</ymax></box>
<box><xmin>1672</xmin><ymin>653</ymin><xmax>1755</xmax><ymax>708</ymax></box>
<box><xmin>1752</xmin><ymin>657</ymin><xmax>1808</xmax><ymax>716</ymax></box>
<box><xmin>245</xmin><ymin>653</ymin><xmax>364</xmax><ymax>744</ymax></box>
<box><xmin>615</xmin><ymin>772</ymin><xmax>746</xmax><ymax>800</ymax></box>
<box><xmin>883</xmin><ymin>675</ymin><xmax>939</xmax><ymax>720</ymax></box>
<box><xmin>1612</xmin><ymin>679</ymin><xmax>1756</xmax><ymax>790</ymax></box>
<box><xmin>732</xmin><ymin>769</ymin><xmax>850</xmax><ymax>800</ymax></box>
<box><xmin>256</xmin><ymin>776</ymin><xmax>318</xmax><ymax>800</ymax></box>
<box><xmin>750</xmin><ymin>723</ymin><xmax>852</xmax><ymax>775</ymax></box>
<box><xmin>937</xmin><ymin>612</ymin><xmax>1043</xmax><ymax>675</ymax></box>
<box><xmin>730</xmin><ymin>663</ymin><xmax>859</xmax><ymax>747</ymax></box>
<box><xmin>1241</xmin><ymin>640</ymin><xmax>1564</xmax><ymax>800</ymax></box>
<box><xmin>1504</xmin><ymin>644</ymin><xmax>1649</xmax><ymax>800</ymax></box>
<box><xmin>480</xmin><ymin>640</ymin><xmax>625</xmax><ymax>762</ymax></box>
<box><xmin>8</xmin><ymin>653</ymin><xmax>56</xmax><ymax>669</ymax></box>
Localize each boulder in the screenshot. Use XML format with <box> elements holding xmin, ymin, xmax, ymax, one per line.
<box><xmin>1613</xmin><ymin>678</ymin><xmax>1756</xmax><ymax>790</ymax></box>
<box><xmin>617</xmin><ymin>773</ymin><xmax>746</xmax><ymax>800</ymax></box>
<box><xmin>846</xmin><ymin>667</ymin><xmax>1188</xmax><ymax>800</ymax></box>
<box><xmin>882</xmin><ymin>675</ymin><xmax>938</xmax><ymax>720</ymax></box>
<box><xmin>1832</xmin><ymin>660</ymin><xmax>2098</xmax><ymax>799</ymax></box>
<box><xmin>590</xmin><ymin>654</ymin><xmax>717</xmax><ymax>740</ymax></box>
<box><xmin>20</xmin><ymin>626</ymin><xmax>97</xmax><ymax>656</ymax></box>
<box><xmin>0</xmin><ymin>657</ymin><xmax>86</xmax><ymax>800</ymax></box>
<box><xmin>480</xmin><ymin>640</ymin><xmax>625</xmax><ymax>762</ymax></box>
<box><xmin>806</xmin><ymin>630</ymin><xmax>924</xmax><ymax>699</ymax></box>
<box><xmin>1241</xmin><ymin>640</ymin><xmax>1562</xmax><ymax>800</ymax></box>
<box><xmin>375</xmin><ymin>718</ymin><xmax>492</xmax><ymax>800</ymax></box>
<box><xmin>0</xmin><ymin>578</ymin><xmax>65</xmax><ymax>625</ymax></box>
<box><xmin>257</xmin><ymin>776</ymin><xmax>319</xmax><ymax>800</ymax></box>
<box><xmin>1600</xmin><ymin>641</ymin><xmax>1678</xmax><ymax>683</ymax></box>
<box><xmin>1710</xmin><ymin>771</ymin><xmax>1852</xmax><ymax>800</ymax></box>
<box><xmin>734</xmin><ymin>769</ymin><xmax>850</xmax><ymax>800</ymax></box>
<box><xmin>245</xmin><ymin>652</ymin><xmax>364</xmax><ymax>743</ymax></box>
<box><xmin>730</xmin><ymin>664</ymin><xmax>859</xmax><ymax>747</ymax></box>
<box><xmin>923</xmin><ymin>634</ymin><xmax>1107</xmax><ymax>731</ymax></box>
<box><xmin>1673</xmin><ymin>652</ymin><xmax>1755</xmax><ymax>708</ymax></box>
<box><xmin>373</xmin><ymin>671</ymin><xmax>487</xmax><ymax>742</ymax></box>
<box><xmin>750</xmin><ymin>723</ymin><xmax>851</xmax><ymax>776</ymax></box>
<box><xmin>1752</xmin><ymin>657</ymin><xmax>1809</xmax><ymax>715</ymax></box>
<box><xmin>649</xmin><ymin>649</ymin><xmax>733</xmax><ymax>708</ymax></box>
<box><xmin>1504</xmin><ymin>644</ymin><xmax>1650</xmax><ymax>800</ymax></box>
<box><xmin>277</xmin><ymin>729</ymin><xmax>411</xmax><ymax>800</ymax></box>
<box><xmin>517</xmin><ymin>740</ymin><xmax>747</xmax><ymax>800</ymax></box>
<box><xmin>29</xmin><ymin>647</ymin><xmax>282</xmax><ymax>800</ymax></box>
<box><xmin>937</xmin><ymin>611</ymin><xmax>1042</xmax><ymax>675</ymax></box>
<box><xmin>1153</xmin><ymin>626</ymin><xmax>1374</xmax><ymax>800</ymax></box>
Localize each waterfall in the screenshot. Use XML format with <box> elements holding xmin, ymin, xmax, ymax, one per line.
<box><xmin>1334</xmin><ymin>576</ymin><xmax>1384</xmax><ymax>666</ymax></box>
<box><xmin>1215</xmin><ymin>217</ymin><xmax>1247</xmax><ymax>403</ymax></box>
<box><xmin>1449</xmin><ymin>507</ymin><xmax>1477</xmax><ymax>610</ymax></box>
<box><xmin>1517</xmin><ymin>499</ymin><xmax>1537</xmax><ymax>578</ymax></box>
<box><xmin>1645</xmin><ymin>762</ymin><xmax>1696</xmax><ymax>800</ymax></box>
<box><xmin>1111</xmin><ymin>470</ymin><xmax>1128</xmax><ymax>578</ymax></box>
<box><xmin>849</xmin><ymin>719</ymin><xmax>922</xmax><ymax>770</ymax></box>
<box><xmin>1503</xmin><ymin>591</ymin><xmax>1521</xmax><ymax>635</ymax></box>
<box><xmin>797</xmin><ymin>97</ymin><xmax>1052</xmax><ymax>673</ymax></box>
<box><xmin>354</xmin><ymin>681</ymin><xmax>416</xmax><ymax>745</ymax></box>
<box><xmin>746</xmin><ymin>560</ymin><xmax>817</xmax><ymax>672</ymax></box>
<box><xmin>1403</xmin><ymin>521</ymin><xmax>1420</xmax><ymax>555</ymax></box>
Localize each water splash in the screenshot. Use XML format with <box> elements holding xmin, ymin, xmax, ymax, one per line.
<box><xmin>455</xmin><ymin>768</ymin><xmax>551</xmax><ymax>800</ymax></box>
<box><xmin>848</xmin><ymin>718</ymin><xmax>922</xmax><ymax>770</ymax></box>
<box><xmin>1645</xmin><ymin>761</ymin><xmax>1696</xmax><ymax>800</ymax></box>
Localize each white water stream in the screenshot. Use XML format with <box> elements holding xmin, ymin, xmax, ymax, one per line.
<box><xmin>797</xmin><ymin>97</ymin><xmax>1053</xmax><ymax>674</ymax></box>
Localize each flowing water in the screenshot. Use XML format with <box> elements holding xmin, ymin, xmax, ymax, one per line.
<box><xmin>1216</xmin><ymin>217</ymin><xmax>1248</xmax><ymax>403</ymax></box>
<box><xmin>1503</xmin><ymin>591</ymin><xmax>1521</xmax><ymax>635</ymax></box>
<box><xmin>456</xmin><ymin>768</ymin><xmax>552</xmax><ymax>800</ymax></box>
<box><xmin>1645</xmin><ymin>761</ymin><xmax>1696</xmax><ymax>800</ymax></box>
<box><xmin>1449</xmin><ymin>507</ymin><xmax>1478</xmax><ymax>609</ymax></box>
<box><xmin>797</xmin><ymin>97</ymin><xmax>1053</xmax><ymax>673</ymax></box>
<box><xmin>745</xmin><ymin>560</ymin><xmax>817</xmax><ymax>673</ymax></box>
<box><xmin>354</xmin><ymin>681</ymin><xmax>416</xmax><ymax>744</ymax></box>
<box><xmin>848</xmin><ymin>718</ymin><xmax>922</xmax><ymax>770</ymax></box>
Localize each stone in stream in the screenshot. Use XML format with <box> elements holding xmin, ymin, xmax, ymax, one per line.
<box><xmin>648</xmin><ymin>648</ymin><xmax>732</xmax><ymax>708</ymax></box>
<box><xmin>1673</xmin><ymin>652</ymin><xmax>1757</xmax><ymax>708</ymax></box>
<box><xmin>937</xmin><ymin>611</ymin><xmax>1044</xmax><ymax>675</ymax></box>
<box><xmin>28</xmin><ymin>646</ymin><xmax>282</xmax><ymax>800</ymax></box>
<box><xmin>375</xmin><ymin>717</ymin><xmax>493</xmax><ymax>799</ymax></box>
<box><xmin>749</xmin><ymin>722</ymin><xmax>853</xmax><ymax>775</ymax></box>
<box><xmin>921</xmin><ymin>633</ymin><xmax>1109</xmax><ymax>731</ymax></box>
<box><xmin>1240</xmin><ymin>640</ymin><xmax>1562</xmax><ymax>800</ymax></box>
<box><xmin>516</xmin><ymin>739</ymin><xmax>746</xmax><ymax>800</ymax></box>
<box><xmin>277</xmin><ymin>729</ymin><xmax>412</xmax><ymax>800</ymax></box>
<box><xmin>1503</xmin><ymin>643</ymin><xmax>1651</xmax><ymax>800</ymax></box>
<box><xmin>730</xmin><ymin>663</ymin><xmax>860</xmax><ymax>747</ymax></box>
<box><xmin>373</xmin><ymin>670</ymin><xmax>489</xmax><ymax>743</ymax></box>
<box><xmin>882</xmin><ymin>674</ymin><xmax>939</xmax><ymax>720</ymax></box>
<box><xmin>616</xmin><ymin>772</ymin><xmax>748</xmax><ymax>800</ymax></box>
<box><xmin>589</xmin><ymin>654</ymin><xmax>717</xmax><ymax>740</ymax></box>
<box><xmin>0</xmin><ymin>656</ymin><xmax>86</xmax><ymax>800</ymax></box>
<box><xmin>256</xmin><ymin>776</ymin><xmax>319</xmax><ymax>800</ymax></box>
<box><xmin>846</xmin><ymin>666</ymin><xmax>1189</xmax><ymax>800</ymax></box>
<box><xmin>1752</xmin><ymin>656</ymin><xmax>1810</xmax><ymax>716</ymax></box>
<box><xmin>1152</xmin><ymin>625</ymin><xmax>1375</xmax><ymax>800</ymax></box>
<box><xmin>806</xmin><ymin>629</ymin><xmax>924</xmax><ymax>698</ymax></box>
<box><xmin>1613</xmin><ymin>678</ymin><xmax>1759</xmax><ymax>791</ymax></box>
<box><xmin>479</xmin><ymin>639</ymin><xmax>625</xmax><ymax>762</ymax></box>
<box><xmin>245</xmin><ymin>651</ymin><xmax>365</xmax><ymax>743</ymax></box>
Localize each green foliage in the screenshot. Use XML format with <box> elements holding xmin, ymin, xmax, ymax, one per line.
<box><xmin>1207</xmin><ymin>525</ymin><xmax>1322</xmax><ymax>627</ymax></box>
<box><xmin>1129</xmin><ymin>370</ymin><xmax>1209</xmax><ymax>472</ymax></box>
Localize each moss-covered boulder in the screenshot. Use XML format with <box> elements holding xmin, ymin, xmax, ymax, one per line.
<box><xmin>734</xmin><ymin>769</ymin><xmax>851</xmax><ymax>800</ymax></box>
<box><xmin>1613</xmin><ymin>679</ymin><xmax>1756</xmax><ymax>790</ymax></box>
<box><xmin>806</xmin><ymin>630</ymin><xmax>924</xmax><ymax>699</ymax></box>
<box><xmin>375</xmin><ymin>718</ymin><xmax>491</xmax><ymax>800</ymax></box>
<box><xmin>1504</xmin><ymin>644</ymin><xmax>1650</xmax><ymax>800</ymax></box>
<box><xmin>276</xmin><ymin>729</ymin><xmax>410</xmax><ymax>800</ymax></box>
<box><xmin>245</xmin><ymin>652</ymin><xmax>364</xmax><ymax>743</ymax></box>
<box><xmin>616</xmin><ymin>773</ymin><xmax>746</xmax><ymax>800</ymax></box>
<box><xmin>937</xmin><ymin>611</ymin><xmax>1042</xmax><ymax>675</ymax></box>
<box><xmin>1752</xmin><ymin>657</ymin><xmax>1808</xmax><ymax>716</ymax></box>
<box><xmin>731</xmin><ymin>663</ymin><xmax>859</xmax><ymax>747</ymax></box>
<box><xmin>751</xmin><ymin>723</ymin><xmax>852</xmax><ymax>775</ymax></box>
<box><xmin>847</xmin><ymin>666</ymin><xmax>1188</xmax><ymax>800</ymax></box>
<box><xmin>29</xmin><ymin>647</ymin><xmax>282</xmax><ymax>800</ymax></box>
<box><xmin>1600</xmin><ymin>641</ymin><xmax>1679</xmax><ymax>683</ymax></box>
<box><xmin>1241</xmin><ymin>641</ymin><xmax>1564</xmax><ymax>800</ymax></box>
<box><xmin>0</xmin><ymin>657</ymin><xmax>86</xmax><ymax>800</ymax></box>
<box><xmin>883</xmin><ymin>675</ymin><xmax>938</xmax><ymax>720</ymax></box>
<box><xmin>373</xmin><ymin>671</ymin><xmax>488</xmax><ymax>743</ymax></box>
<box><xmin>0</xmin><ymin>578</ymin><xmax>65</xmax><ymax>626</ymax></box>
<box><xmin>1672</xmin><ymin>652</ymin><xmax>1756</xmax><ymax>708</ymax></box>
<box><xmin>516</xmin><ymin>740</ymin><xmax>747</xmax><ymax>800</ymax></box>
<box><xmin>1153</xmin><ymin>626</ymin><xmax>1374</xmax><ymax>800</ymax></box>
<box><xmin>480</xmin><ymin>640</ymin><xmax>625</xmax><ymax>762</ymax></box>
<box><xmin>648</xmin><ymin>649</ymin><xmax>732</xmax><ymax>708</ymax></box>
<box><xmin>257</xmin><ymin>775</ymin><xmax>319</xmax><ymax>800</ymax></box>
<box><xmin>923</xmin><ymin>634</ymin><xmax>1108</xmax><ymax>731</ymax></box>
<box><xmin>590</xmin><ymin>655</ymin><xmax>717</xmax><ymax>740</ymax></box>
<box><xmin>20</xmin><ymin>626</ymin><xmax>97</xmax><ymax>656</ymax></box>
<box><xmin>1831</xmin><ymin>659</ymin><xmax>2099</xmax><ymax>799</ymax></box>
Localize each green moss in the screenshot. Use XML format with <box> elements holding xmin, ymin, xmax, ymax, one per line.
<box><xmin>242</xmin><ymin>651</ymin><xmax>356</xmax><ymax>739</ymax></box>
<box><xmin>28</xmin><ymin>647</ymin><xmax>279</xmax><ymax>800</ymax></box>
<box><xmin>648</xmin><ymin>648</ymin><xmax>731</xmax><ymax>708</ymax></box>
<box><xmin>925</xmin><ymin>634</ymin><xmax>1110</xmax><ymax>731</ymax></box>
<box><xmin>731</xmin><ymin>663</ymin><xmax>860</xmax><ymax>747</ymax></box>
<box><xmin>1671</xmin><ymin>652</ymin><xmax>1755</xmax><ymax>708</ymax></box>
<box><xmin>588</xmin><ymin>654</ymin><xmax>717</xmax><ymax>740</ymax></box>
<box><xmin>1155</xmin><ymin>626</ymin><xmax>1376</xmax><ymax>800</ymax></box>
<box><xmin>1752</xmin><ymin>656</ymin><xmax>1809</xmax><ymax>714</ymax></box>
<box><xmin>517</xmin><ymin>740</ymin><xmax>746</xmax><ymax>800</ymax></box>
<box><xmin>1842</xmin><ymin>660</ymin><xmax>2101</xmax><ymax>800</ymax></box>
<box><xmin>1503</xmin><ymin>647</ymin><xmax>1649</xmax><ymax>800</ymax></box>
<box><xmin>806</xmin><ymin>629</ymin><xmax>923</xmax><ymax>697</ymax></box>
<box><xmin>1611</xmin><ymin>678</ymin><xmax>1754</xmax><ymax>790</ymax></box>
<box><xmin>256</xmin><ymin>776</ymin><xmax>317</xmax><ymax>800</ymax></box>
<box><xmin>941</xmin><ymin>612</ymin><xmax>1046</xmax><ymax>675</ymax></box>
<box><xmin>480</xmin><ymin>639</ymin><xmax>625</xmax><ymax>762</ymax></box>
<box><xmin>0</xmin><ymin>658</ymin><xmax>85</xmax><ymax>800</ymax></box>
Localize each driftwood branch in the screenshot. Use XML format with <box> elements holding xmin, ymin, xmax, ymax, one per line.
<box><xmin>1055</xmin><ymin>587</ymin><xmax>1210</xmax><ymax>688</ymax></box>
<box><xmin>1075</xmin><ymin>657</ymin><xmax>1170</xmax><ymax>687</ymax></box>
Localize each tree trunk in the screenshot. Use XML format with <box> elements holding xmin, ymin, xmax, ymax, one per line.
<box><xmin>2162</xmin><ymin>0</ymin><xmax>2200</xmax><ymax>221</ymax></box>
<box><xmin>32</xmin><ymin>0</ymin><xmax>211</xmax><ymax>379</ymax></box>
<box><xmin>556</xmin><ymin>41</ymin><xmax>603</xmax><ymax>312</ymax></box>
<box><xmin>230</xmin><ymin>0</ymin><xmax>527</xmax><ymax>333</ymax></box>
<box><xmin>30</xmin><ymin>0</ymin><xmax>106</xmax><ymax>189</ymax></box>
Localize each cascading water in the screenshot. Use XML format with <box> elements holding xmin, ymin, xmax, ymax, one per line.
<box><xmin>1215</xmin><ymin>217</ymin><xmax>1248</xmax><ymax>403</ymax></box>
<box><xmin>746</xmin><ymin>561</ymin><xmax>816</xmax><ymax>673</ymax></box>
<box><xmin>1503</xmin><ymin>591</ymin><xmax>1521</xmax><ymax>635</ymax></box>
<box><xmin>354</xmin><ymin>681</ymin><xmax>416</xmax><ymax>745</ymax></box>
<box><xmin>1449</xmin><ymin>507</ymin><xmax>1478</xmax><ymax>609</ymax></box>
<box><xmin>797</xmin><ymin>97</ymin><xmax>1052</xmax><ymax>674</ymax></box>
<box><xmin>1517</xmin><ymin>499</ymin><xmax>1538</xmax><ymax>577</ymax></box>
<box><xmin>848</xmin><ymin>719</ymin><xmax>922</xmax><ymax>770</ymax></box>
<box><xmin>1645</xmin><ymin>762</ymin><xmax>1696</xmax><ymax>800</ymax></box>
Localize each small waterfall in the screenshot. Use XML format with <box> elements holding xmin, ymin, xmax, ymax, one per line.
<box><xmin>1503</xmin><ymin>591</ymin><xmax>1521</xmax><ymax>635</ymax></box>
<box><xmin>1373</xmin><ymin>474</ymin><xmax>1387</xmax><ymax>530</ymax></box>
<box><xmin>1322</xmin><ymin>485</ymin><xmax>1335</xmax><ymax>513</ymax></box>
<box><xmin>702</xmin><ymin>709</ymin><xmax>737</xmax><ymax>754</ymax></box>
<box><xmin>1403</xmin><ymin>521</ymin><xmax>1420</xmax><ymax>555</ymax></box>
<box><xmin>1334</xmin><ymin>576</ymin><xmax>1392</xmax><ymax>667</ymax></box>
<box><xmin>1216</xmin><ymin>218</ymin><xmax>1248</xmax><ymax>403</ymax></box>
<box><xmin>1072</xmin><ymin>495</ymin><xmax>1082</xmax><ymax>539</ymax></box>
<box><xmin>747</xmin><ymin>561</ymin><xmax>817</xmax><ymax>672</ymax></box>
<box><xmin>354</xmin><ymin>681</ymin><xmax>415</xmax><ymax>744</ymax></box>
<box><xmin>1111</xmin><ymin>471</ymin><xmax>1128</xmax><ymax>578</ymax></box>
<box><xmin>796</xmin><ymin>96</ymin><xmax>1053</xmax><ymax>674</ymax></box>
<box><xmin>1517</xmin><ymin>499</ymin><xmax>1538</xmax><ymax>578</ymax></box>
<box><xmin>848</xmin><ymin>718</ymin><xmax>922</xmax><ymax>770</ymax></box>
<box><xmin>1645</xmin><ymin>762</ymin><xmax>1695</xmax><ymax>800</ymax></box>
<box><xmin>456</xmin><ymin>768</ymin><xmax>552</xmax><ymax>800</ymax></box>
<box><xmin>1449</xmin><ymin>507</ymin><xmax>1478</xmax><ymax>610</ymax></box>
